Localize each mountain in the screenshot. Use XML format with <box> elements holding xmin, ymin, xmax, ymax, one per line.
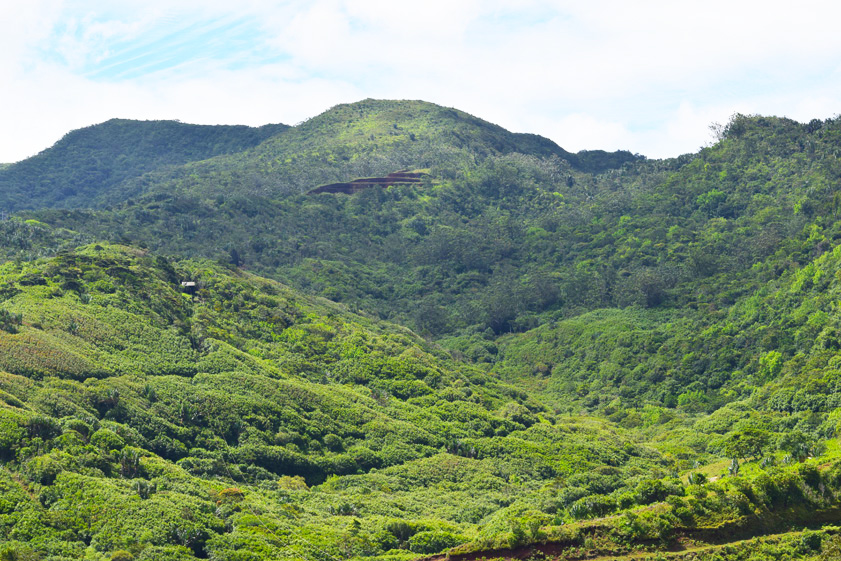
<box><xmin>2</xmin><ymin>103</ymin><xmax>841</xmax><ymax>559</ymax></box>
<box><xmin>0</xmin><ymin>119</ymin><xmax>287</xmax><ymax>211</ymax></box>
<box><xmin>18</xmin><ymin>112</ymin><xmax>839</xmax><ymax>340</ymax></box>
<box><xmin>0</xmin><ymin>100</ymin><xmax>640</xmax><ymax>211</ymax></box>
<box><xmin>1</xmin><ymin>100</ymin><xmax>643</xmax><ymax>337</ymax></box>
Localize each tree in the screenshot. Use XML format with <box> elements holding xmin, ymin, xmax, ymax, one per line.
<box><xmin>722</xmin><ymin>428</ymin><xmax>771</xmax><ymax>461</ymax></box>
<box><xmin>777</xmin><ymin>430</ymin><xmax>816</xmax><ymax>461</ymax></box>
<box><xmin>0</xmin><ymin>308</ymin><xmax>22</xmax><ymax>333</ymax></box>
<box><xmin>229</xmin><ymin>248</ymin><xmax>243</xmax><ymax>267</ymax></box>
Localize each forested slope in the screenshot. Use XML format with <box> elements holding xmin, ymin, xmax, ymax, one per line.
<box><xmin>1</xmin><ymin>245</ymin><xmax>841</xmax><ymax>560</ymax></box>
<box><xmin>0</xmin><ymin>244</ymin><xmax>682</xmax><ymax>560</ymax></box>
<box><xmin>0</xmin><ymin>119</ymin><xmax>287</xmax><ymax>211</ymax></box>
<box><xmin>3</xmin><ymin>101</ymin><xmax>841</xmax><ymax>559</ymax></box>
<box><xmin>22</xmin><ymin>110</ymin><xmax>841</xmax><ymax>342</ymax></box>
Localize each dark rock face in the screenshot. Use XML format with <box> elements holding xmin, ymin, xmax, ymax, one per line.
<box><xmin>309</xmin><ymin>170</ymin><xmax>426</xmax><ymax>195</ymax></box>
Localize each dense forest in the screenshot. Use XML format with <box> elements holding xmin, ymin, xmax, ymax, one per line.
<box><xmin>1</xmin><ymin>100</ymin><xmax>841</xmax><ymax>559</ymax></box>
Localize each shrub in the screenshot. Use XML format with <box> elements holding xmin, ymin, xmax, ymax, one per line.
<box><xmin>0</xmin><ymin>410</ymin><xmax>26</xmax><ymax>458</ymax></box>
<box><xmin>23</xmin><ymin>451</ymin><xmax>73</xmax><ymax>485</ymax></box>
<box><xmin>26</xmin><ymin>415</ymin><xmax>61</xmax><ymax>440</ymax></box>
<box><xmin>0</xmin><ymin>309</ymin><xmax>22</xmax><ymax>333</ymax></box>
<box><xmin>569</xmin><ymin>494</ymin><xmax>616</xmax><ymax>519</ymax></box>
<box><xmin>323</xmin><ymin>433</ymin><xmax>343</xmax><ymax>451</ymax></box>
<box><xmin>408</xmin><ymin>531</ymin><xmax>465</xmax><ymax>554</ymax></box>
<box><xmin>687</xmin><ymin>472</ymin><xmax>707</xmax><ymax>486</ymax></box>
<box><xmin>633</xmin><ymin>478</ymin><xmax>683</xmax><ymax>505</ymax></box>
<box><xmin>797</xmin><ymin>530</ymin><xmax>823</xmax><ymax>554</ymax></box>
<box><xmin>61</xmin><ymin>418</ymin><xmax>94</xmax><ymax>439</ymax></box>
<box><xmin>278</xmin><ymin>475</ymin><xmax>309</xmax><ymax>490</ymax></box>
<box><xmin>0</xmin><ymin>543</ymin><xmax>40</xmax><ymax>561</ymax></box>
<box><xmin>91</xmin><ymin>428</ymin><xmax>126</xmax><ymax>451</ymax></box>
<box><xmin>218</xmin><ymin>487</ymin><xmax>245</xmax><ymax>502</ymax></box>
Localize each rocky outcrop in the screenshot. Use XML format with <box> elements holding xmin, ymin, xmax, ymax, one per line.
<box><xmin>309</xmin><ymin>170</ymin><xmax>426</xmax><ymax>195</ymax></box>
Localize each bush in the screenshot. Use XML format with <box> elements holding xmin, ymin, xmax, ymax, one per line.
<box><xmin>569</xmin><ymin>494</ymin><xmax>616</xmax><ymax>519</ymax></box>
<box><xmin>61</xmin><ymin>418</ymin><xmax>94</xmax><ymax>439</ymax></box>
<box><xmin>0</xmin><ymin>411</ymin><xmax>26</xmax><ymax>458</ymax></box>
<box><xmin>687</xmin><ymin>472</ymin><xmax>707</xmax><ymax>486</ymax></box>
<box><xmin>91</xmin><ymin>428</ymin><xmax>126</xmax><ymax>451</ymax></box>
<box><xmin>26</xmin><ymin>415</ymin><xmax>61</xmax><ymax>440</ymax></box>
<box><xmin>24</xmin><ymin>451</ymin><xmax>73</xmax><ymax>485</ymax></box>
<box><xmin>408</xmin><ymin>531</ymin><xmax>465</xmax><ymax>554</ymax></box>
<box><xmin>633</xmin><ymin>478</ymin><xmax>683</xmax><ymax>505</ymax></box>
<box><xmin>0</xmin><ymin>543</ymin><xmax>39</xmax><ymax>561</ymax></box>
<box><xmin>217</xmin><ymin>487</ymin><xmax>244</xmax><ymax>502</ymax></box>
<box><xmin>0</xmin><ymin>309</ymin><xmax>22</xmax><ymax>333</ymax></box>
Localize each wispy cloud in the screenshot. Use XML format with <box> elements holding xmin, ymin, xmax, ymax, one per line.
<box><xmin>2</xmin><ymin>0</ymin><xmax>841</xmax><ymax>162</ymax></box>
<box><xmin>41</xmin><ymin>11</ymin><xmax>282</xmax><ymax>81</ymax></box>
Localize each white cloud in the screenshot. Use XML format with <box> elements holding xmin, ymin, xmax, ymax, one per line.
<box><xmin>545</xmin><ymin>114</ymin><xmax>635</xmax><ymax>154</ymax></box>
<box><xmin>2</xmin><ymin>0</ymin><xmax>841</xmax><ymax>162</ymax></box>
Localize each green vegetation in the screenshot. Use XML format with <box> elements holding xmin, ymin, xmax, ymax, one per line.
<box><xmin>0</xmin><ymin>244</ymin><xmax>678</xmax><ymax>560</ymax></box>
<box><xmin>23</xmin><ymin>109</ymin><xmax>839</xmax><ymax>345</ymax></box>
<box><xmin>1</xmin><ymin>101</ymin><xmax>841</xmax><ymax>559</ymax></box>
<box><xmin>0</xmin><ymin>119</ymin><xmax>286</xmax><ymax>211</ymax></box>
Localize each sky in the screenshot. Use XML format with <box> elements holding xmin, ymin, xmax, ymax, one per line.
<box><xmin>2</xmin><ymin>0</ymin><xmax>841</xmax><ymax>162</ymax></box>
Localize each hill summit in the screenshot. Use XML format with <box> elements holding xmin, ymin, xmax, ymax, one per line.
<box><xmin>0</xmin><ymin>99</ymin><xmax>640</xmax><ymax>211</ymax></box>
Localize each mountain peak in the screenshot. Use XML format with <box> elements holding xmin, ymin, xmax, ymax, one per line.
<box><xmin>0</xmin><ymin>100</ymin><xmax>641</xmax><ymax>212</ymax></box>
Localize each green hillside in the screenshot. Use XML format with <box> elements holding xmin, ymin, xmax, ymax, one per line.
<box><xmin>0</xmin><ymin>119</ymin><xmax>287</xmax><ymax>211</ymax></box>
<box><xmin>0</xmin><ymin>243</ymin><xmax>686</xmax><ymax>560</ymax></box>
<box><xmin>1</xmin><ymin>245</ymin><xmax>841</xmax><ymax>560</ymax></box>
<box><xmin>101</xmin><ymin>99</ymin><xmax>639</xmax><ymax>201</ymax></box>
<box><xmin>0</xmin><ymin>100</ymin><xmax>639</xmax><ymax>215</ymax></box>
<box><xmin>2</xmin><ymin>102</ymin><xmax>841</xmax><ymax>559</ymax></box>
<box><xmin>23</xmin><ymin>112</ymin><xmax>841</xmax><ymax>342</ymax></box>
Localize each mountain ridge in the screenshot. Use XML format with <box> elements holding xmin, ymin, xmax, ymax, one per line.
<box><xmin>0</xmin><ymin>99</ymin><xmax>641</xmax><ymax>212</ymax></box>
<box><xmin>0</xmin><ymin>118</ymin><xmax>289</xmax><ymax>211</ymax></box>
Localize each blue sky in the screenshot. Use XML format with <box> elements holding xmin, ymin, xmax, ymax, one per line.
<box><xmin>43</xmin><ymin>12</ymin><xmax>283</xmax><ymax>81</ymax></box>
<box><xmin>2</xmin><ymin>0</ymin><xmax>841</xmax><ymax>162</ymax></box>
